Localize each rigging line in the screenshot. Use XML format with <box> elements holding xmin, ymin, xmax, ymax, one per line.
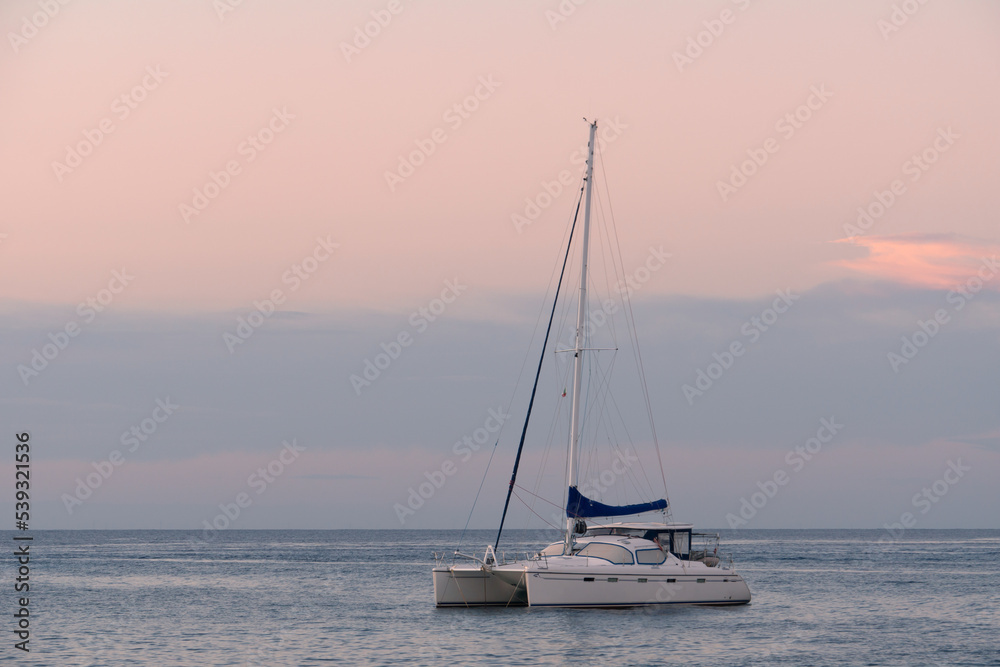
<box><xmin>513</xmin><ymin>483</ymin><xmax>566</xmax><ymax>511</ymax></box>
<box><xmin>577</xmin><ymin>313</ymin><xmax>616</xmax><ymax>427</ymax></box>
<box><xmin>518</xmin><ymin>179</ymin><xmax>584</xmax><ymax>533</ymax></box>
<box><xmin>582</xmin><ymin>353</ymin><xmax>652</xmax><ymax>501</ymax></box>
<box><xmin>524</xmin><ymin>283</ymin><xmax>578</xmax><ymax>530</ymax></box>
<box><xmin>583</xmin><ymin>360</ymin><xmax>619</xmax><ymax>493</ymax></box>
<box><xmin>604</xmin><ymin>373</ymin><xmax>657</xmax><ymax>496</ymax></box>
<box><xmin>585</xmin><ymin>352</ymin><xmax>654</xmax><ymax>505</ymax></box>
<box><xmin>577</xmin><ymin>153</ymin><xmax>659</xmax><ymax>509</ymax></box>
<box><xmin>456</xmin><ymin>438</ymin><xmax>500</xmax><ymax>557</ymax></box>
<box><xmin>577</xmin><ymin>350</ymin><xmax>607</xmax><ymax>476</ymax></box>
<box><xmin>580</xmin><ymin>174</ymin><xmax>626</xmax><ymax>484</ymax></box>
<box><xmin>599</xmin><ymin>148</ymin><xmax>670</xmax><ymax>502</ymax></box>
<box><xmin>602</xmin><ymin>214</ymin><xmax>626</xmax><ymax>348</ymax></box>
<box><xmin>575</xmin><ymin>271</ymin><xmax>616</xmax><ymax>488</ymax></box>
<box><xmin>575</xmin><ymin>344</ymin><xmax>593</xmax><ymax>488</ymax></box>
<box><xmin>524</xmin><ymin>348</ymin><xmax>572</xmax><ymax>531</ymax></box>
<box><xmin>523</xmin><ymin>194</ymin><xmax>584</xmax><ymax>532</ymax></box>
<box><xmin>496</xmin><ymin>187</ymin><xmax>581</xmax><ymax>452</ymax></box>
<box><xmin>512</xmin><ymin>489</ymin><xmax>562</xmax><ymax>531</ymax></box>
<box><xmin>494</xmin><ymin>183</ymin><xmax>585</xmax><ymax>552</ymax></box>
<box><xmin>592</xmin><ymin>174</ymin><xmax>621</xmax><ymax>336</ymax></box>
<box><xmin>585</xmin><ymin>346</ymin><xmax>656</xmax><ymax>499</ymax></box>
<box><xmin>592</xmin><ymin>148</ymin><xmax>623</xmax><ymax>348</ymax></box>
<box><xmin>575</xmin><ymin>295</ymin><xmax>616</xmax><ymax>491</ymax></box>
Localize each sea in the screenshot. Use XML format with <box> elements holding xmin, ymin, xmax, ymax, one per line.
<box><xmin>2</xmin><ymin>529</ymin><xmax>997</xmax><ymax>666</ymax></box>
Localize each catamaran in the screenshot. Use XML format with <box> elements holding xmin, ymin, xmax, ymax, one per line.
<box><xmin>433</xmin><ymin>120</ymin><xmax>751</xmax><ymax>608</ymax></box>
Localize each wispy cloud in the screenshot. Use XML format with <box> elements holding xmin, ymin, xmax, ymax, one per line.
<box><xmin>833</xmin><ymin>234</ymin><xmax>1000</xmax><ymax>290</ymax></box>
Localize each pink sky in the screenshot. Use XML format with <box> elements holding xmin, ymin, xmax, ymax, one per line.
<box><xmin>3</xmin><ymin>0</ymin><xmax>998</xmax><ymax>529</ymax></box>
<box><xmin>2</xmin><ymin>0</ymin><xmax>998</xmax><ymax>313</ymax></box>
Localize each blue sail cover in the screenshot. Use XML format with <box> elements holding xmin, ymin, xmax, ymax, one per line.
<box><xmin>566</xmin><ymin>486</ymin><xmax>668</xmax><ymax>519</ymax></box>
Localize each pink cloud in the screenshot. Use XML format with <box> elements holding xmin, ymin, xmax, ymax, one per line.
<box><xmin>833</xmin><ymin>234</ymin><xmax>1000</xmax><ymax>290</ymax></box>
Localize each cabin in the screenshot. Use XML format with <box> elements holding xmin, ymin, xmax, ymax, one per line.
<box><xmin>581</xmin><ymin>522</ymin><xmax>719</xmax><ymax>563</ymax></box>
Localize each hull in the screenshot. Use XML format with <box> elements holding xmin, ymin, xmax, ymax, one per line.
<box><xmin>434</xmin><ymin>558</ymin><xmax>750</xmax><ymax>608</ymax></box>
<box><xmin>524</xmin><ymin>567</ymin><xmax>751</xmax><ymax>607</ymax></box>
<box><xmin>433</xmin><ymin>564</ymin><xmax>527</xmax><ymax>607</ymax></box>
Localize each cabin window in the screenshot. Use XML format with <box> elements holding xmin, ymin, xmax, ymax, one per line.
<box><xmin>638</xmin><ymin>578</ymin><xmax>648</xmax><ymax>583</ymax></box>
<box><xmin>666</xmin><ymin>578</ymin><xmax>676</xmax><ymax>583</ymax></box>
<box><xmin>584</xmin><ymin>577</ymin><xmax>595</xmax><ymax>582</ymax></box>
<box><xmin>636</xmin><ymin>548</ymin><xmax>666</xmax><ymax>565</ymax></box>
<box><xmin>608</xmin><ymin>577</ymin><xmax>618</xmax><ymax>582</ymax></box>
<box><xmin>697</xmin><ymin>578</ymin><xmax>706</xmax><ymax>583</ymax></box>
<box><xmin>576</xmin><ymin>542</ymin><xmax>635</xmax><ymax>565</ymax></box>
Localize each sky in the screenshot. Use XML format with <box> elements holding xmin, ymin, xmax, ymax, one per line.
<box><xmin>1</xmin><ymin>0</ymin><xmax>998</xmax><ymax>531</ymax></box>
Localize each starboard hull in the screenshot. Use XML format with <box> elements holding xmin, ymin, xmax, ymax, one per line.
<box><xmin>523</xmin><ymin>569</ymin><xmax>751</xmax><ymax>607</ymax></box>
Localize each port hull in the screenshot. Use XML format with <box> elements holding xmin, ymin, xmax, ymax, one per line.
<box><xmin>432</xmin><ymin>565</ymin><xmax>527</xmax><ymax>607</ymax></box>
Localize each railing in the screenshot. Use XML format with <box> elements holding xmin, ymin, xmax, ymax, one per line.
<box><xmin>433</xmin><ymin>545</ymin><xmax>509</xmax><ymax>568</ymax></box>
<box><xmin>689</xmin><ymin>531</ymin><xmax>721</xmax><ymax>564</ymax></box>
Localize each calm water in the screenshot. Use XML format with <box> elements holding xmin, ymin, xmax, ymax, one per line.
<box><xmin>1</xmin><ymin>529</ymin><xmax>997</xmax><ymax>666</ymax></box>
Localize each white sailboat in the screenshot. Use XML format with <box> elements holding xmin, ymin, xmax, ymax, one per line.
<box><xmin>433</xmin><ymin>120</ymin><xmax>751</xmax><ymax>608</ymax></box>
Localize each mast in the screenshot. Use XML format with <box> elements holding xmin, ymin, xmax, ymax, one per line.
<box><xmin>564</xmin><ymin>119</ymin><xmax>597</xmax><ymax>554</ymax></box>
